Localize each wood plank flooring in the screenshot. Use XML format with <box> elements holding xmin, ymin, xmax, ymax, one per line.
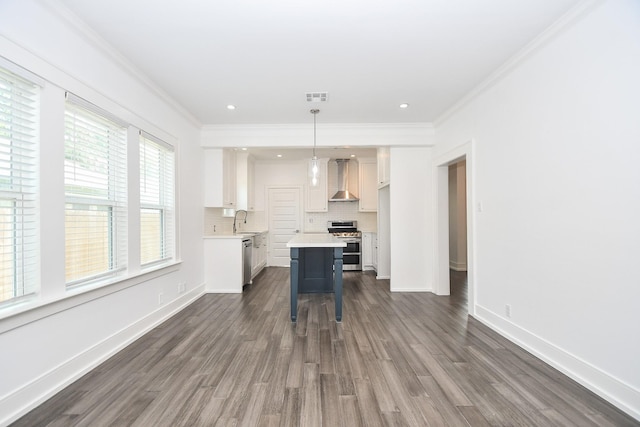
<box><xmin>13</xmin><ymin>268</ymin><xmax>638</xmax><ymax>426</ymax></box>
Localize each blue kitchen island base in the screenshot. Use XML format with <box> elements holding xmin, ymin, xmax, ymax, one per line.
<box><xmin>289</xmin><ymin>246</ymin><xmax>344</xmax><ymax>322</ymax></box>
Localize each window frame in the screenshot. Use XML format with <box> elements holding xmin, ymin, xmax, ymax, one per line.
<box><xmin>64</xmin><ymin>93</ymin><xmax>128</xmax><ymax>288</ymax></box>
<box><xmin>139</xmin><ymin>131</ymin><xmax>175</xmax><ymax>268</ymax></box>
<box><xmin>0</xmin><ymin>62</ymin><xmax>40</xmax><ymax>306</ymax></box>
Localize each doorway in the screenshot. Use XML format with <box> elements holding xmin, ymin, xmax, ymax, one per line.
<box><xmin>435</xmin><ymin>140</ymin><xmax>474</xmax><ymax>315</ymax></box>
<box><xmin>448</xmin><ymin>160</ymin><xmax>468</xmax><ymax>308</ymax></box>
<box><xmin>267</xmin><ymin>186</ymin><xmax>302</xmax><ymax>267</ymax></box>
<box><xmin>448</xmin><ymin>160</ymin><xmax>467</xmax><ymax>273</ymax></box>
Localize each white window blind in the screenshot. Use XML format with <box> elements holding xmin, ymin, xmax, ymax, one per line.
<box><xmin>64</xmin><ymin>94</ymin><xmax>127</xmax><ymax>286</ymax></box>
<box><xmin>0</xmin><ymin>66</ymin><xmax>39</xmax><ymax>304</ymax></box>
<box><xmin>140</xmin><ymin>131</ymin><xmax>175</xmax><ymax>266</ymax></box>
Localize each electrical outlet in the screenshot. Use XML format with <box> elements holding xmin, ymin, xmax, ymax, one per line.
<box><xmin>505</xmin><ymin>304</ymin><xmax>511</xmax><ymax>319</ymax></box>
<box><xmin>158</xmin><ymin>292</ymin><xmax>164</xmax><ymax>305</ymax></box>
<box><xmin>178</xmin><ymin>282</ymin><xmax>186</xmax><ymax>293</ymax></box>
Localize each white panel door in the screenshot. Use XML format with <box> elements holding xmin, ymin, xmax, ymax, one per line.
<box><xmin>268</xmin><ymin>187</ymin><xmax>302</xmax><ymax>267</ymax></box>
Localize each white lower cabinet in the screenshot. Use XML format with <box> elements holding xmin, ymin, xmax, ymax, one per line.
<box><xmin>362</xmin><ymin>232</ymin><xmax>377</xmax><ymax>271</ymax></box>
<box><xmin>251</xmin><ymin>231</ymin><xmax>268</xmax><ymax>278</ymax></box>
<box><xmin>204</xmin><ymin>238</ymin><xmax>244</xmax><ymax>293</ymax></box>
<box><xmin>372</xmin><ymin>233</ymin><xmax>378</xmax><ymax>272</ymax></box>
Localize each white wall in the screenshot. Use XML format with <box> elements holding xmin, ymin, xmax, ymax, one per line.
<box><xmin>0</xmin><ymin>1</ymin><xmax>204</xmax><ymax>424</ymax></box>
<box><xmin>434</xmin><ymin>0</ymin><xmax>640</xmax><ymax>418</ymax></box>
<box><xmin>389</xmin><ymin>147</ymin><xmax>434</xmax><ymax>291</ymax></box>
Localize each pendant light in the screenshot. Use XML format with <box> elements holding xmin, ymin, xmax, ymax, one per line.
<box><xmin>310</xmin><ymin>109</ymin><xmax>320</xmax><ymax>187</ymax></box>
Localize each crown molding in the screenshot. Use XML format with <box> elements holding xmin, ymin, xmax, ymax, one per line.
<box><xmin>200</xmin><ymin>123</ymin><xmax>435</xmax><ymax>148</ymax></box>
<box><xmin>38</xmin><ymin>0</ymin><xmax>202</xmax><ymax>128</ymax></box>
<box><xmin>434</xmin><ymin>0</ymin><xmax>605</xmax><ymax>128</ymax></box>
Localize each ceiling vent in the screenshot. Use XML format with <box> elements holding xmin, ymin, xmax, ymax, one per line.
<box><xmin>306</xmin><ymin>92</ymin><xmax>328</xmax><ymax>102</ymax></box>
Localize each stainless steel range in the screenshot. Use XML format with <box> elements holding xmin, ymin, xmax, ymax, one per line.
<box><xmin>328</xmin><ymin>220</ymin><xmax>362</xmax><ymax>271</ymax></box>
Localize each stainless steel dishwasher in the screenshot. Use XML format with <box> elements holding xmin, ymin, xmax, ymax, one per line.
<box><xmin>242</xmin><ymin>238</ymin><xmax>252</xmax><ymax>285</ymax></box>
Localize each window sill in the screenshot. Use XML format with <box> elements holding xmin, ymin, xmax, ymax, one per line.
<box><xmin>0</xmin><ymin>260</ymin><xmax>183</xmax><ymax>334</ymax></box>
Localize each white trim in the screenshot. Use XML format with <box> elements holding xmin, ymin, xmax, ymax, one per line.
<box><xmin>205</xmin><ymin>289</ymin><xmax>243</xmax><ymax>294</ymax></box>
<box><xmin>434</xmin><ymin>0</ymin><xmax>605</xmax><ymax>128</ymax></box>
<box><xmin>434</xmin><ymin>140</ymin><xmax>475</xmax><ymax>316</ymax></box>
<box><xmin>0</xmin><ymin>262</ymin><xmax>182</xmax><ymax>332</ymax></box>
<box><xmin>65</xmin><ymin>91</ymin><xmax>129</xmax><ymax>127</ymax></box>
<box><xmin>474</xmin><ymin>305</ymin><xmax>640</xmax><ymax>422</ymax></box>
<box><xmin>0</xmin><ymin>283</ymin><xmax>206</xmax><ymax>426</ymax></box>
<box><xmin>0</xmin><ymin>55</ymin><xmax>46</xmax><ymax>87</ymax></box>
<box><xmin>201</xmin><ymin>123</ymin><xmax>435</xmax><ymax>148</ymax></box>
<box><xmin>39</xmin><ymin>0</ymin><xmax>201</xmax><ymax>128</ymax></box>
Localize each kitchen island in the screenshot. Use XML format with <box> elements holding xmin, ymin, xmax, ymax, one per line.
<box><xmin>287</xmin><ymin>234</ymin><xmax>347</xmax><ymax>322</ymax></box>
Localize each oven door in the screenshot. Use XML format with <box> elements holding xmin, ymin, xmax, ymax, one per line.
<box><xmin>340</xmin><ymin>238</ymin><xmax>362</xmax><ymax>271</ymax></box>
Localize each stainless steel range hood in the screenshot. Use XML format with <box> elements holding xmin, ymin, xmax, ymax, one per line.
<box><xmin>330</xmin><ymin>159</ymin><xmax>359</xmax><ymax>201</ymax></box>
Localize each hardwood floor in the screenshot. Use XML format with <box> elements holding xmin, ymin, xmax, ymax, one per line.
<box><xmin>13</xmin><ymin>268</ymin><xmax>638</xmax><ymax>426</ymax></box>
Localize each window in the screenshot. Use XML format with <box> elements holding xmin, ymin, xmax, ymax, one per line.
<box><xmin>64</xmin><ymin>94</ymin><xmax>127</xmax><ymax>286</ymax></box>
<box><xmin>0</xmin><ymin>65</ymin><xmax>39</xmax><ymax>304</ymax></box>
<box><xmin>139</xmin><ymin>132</ymin><xmax>174</xmax><ymax>266</ymax></box>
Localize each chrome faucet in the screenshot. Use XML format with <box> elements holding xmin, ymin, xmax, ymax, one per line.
<box><xmin>233</xmin><ymin>209</ymin><xmax>248</xmax><ymax>234</ymax></box>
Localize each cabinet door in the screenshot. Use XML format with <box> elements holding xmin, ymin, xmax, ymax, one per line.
<box><xmin>358</xmin><ymin>158</ymin><xmax>378</xmax><ymax>212</ymax></box>
<box><xmin>203</xmin><ymin>148</ymin><xmax>237</xmax><ymax>208</ymax></box>
<box><xmin>235</xmin><ymin>152</ymin><xmax>254</xmax><ymax>211</ymax></box>
<box><xmin>222</xmin><ymin>149</ymin><xmax>237</xmax><ymax>208</ymax></box>
<box><xmin>372</xmin><ymin>233</ymin><xmax>378</xmax><ymax>271</ymax></box>
<box><xmin>377</xmin><ymin>147</ymin><xmax>390</xmax><ymax>188</ymax></box>
<box><xmin>203</xmin><ymin>149</ymin><xmax>224</xmax><ymax>207</ymax></box>
<box><xmin>362</xmin><ymin>232</ymin><xmax>373</xmax><ymax>267</ymax></box>
<box><xmin>306</xmin><ymin>158</ymin><xmax>328</xmax><ymax>212</ymax></box>
<box><xmin>247</xmin><ymin>156</ymin><xmax>255</xmax><ymax>211</ymax></box>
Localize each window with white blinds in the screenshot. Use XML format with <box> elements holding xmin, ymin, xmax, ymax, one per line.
<box><xmin>140</xmin><ymin>132</ymin><xmax>174</xmax><ymax>266</ymax></box>
<box><xmin>0</xmin><ymin>66</ymin><xmax>39</xmax><ymax>304</ymax></box>
<box><xmin>64</xmin><ymin>94</ymin><xmax>127</xmax><ymax>286</ymax></box>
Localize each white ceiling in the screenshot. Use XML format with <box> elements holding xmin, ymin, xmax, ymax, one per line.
<box><xmin>56</xmin><ymin>0</ymin><xmax>581</xmax><ymax>126</ymax></box>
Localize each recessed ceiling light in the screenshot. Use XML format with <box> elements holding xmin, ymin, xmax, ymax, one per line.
<box><xmin>226</xmin><ymin>104</ymin><xmax>236</xmax><ymax>110</ymax></box>
<box><xmin>241</xmin><ymin>147</ymin><xmax>247</xmax><ymax>151</ymax></box>
<box><xmin>350</xmin><ymin>154</ymin><xmax>356</xmax><ymax>158</ymax></box>
<box><xmin>276</xmin><ymin>154</ymin><xmax>283</xmax><ymax>158</ymax></box>
<box><xmin>399</xmin><ymin>103</ymin><xmax>409</xmax><ymax>109</ymax></box>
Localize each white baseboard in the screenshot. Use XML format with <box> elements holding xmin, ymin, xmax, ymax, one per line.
<box><xmin>0</xmin><ymin>285</ymin><xmax>206</xmax><ymax>427</ymax></box>
<box><xmin>376</xmin><ymin>275</ymin><xmax>390</xmax><ymax>280</ymax></box>
<box><xmin>206</xmin><ymin>288</ymin><xmax>242</xmax><ymax>293</ymax></box>
<box><xmin>474</xmin><ymin>305</ymin><xmax>640</xmax><ymax>422</ymax></box>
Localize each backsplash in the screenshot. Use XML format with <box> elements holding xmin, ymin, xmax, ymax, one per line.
<box><xmin>204</xmin><ymin>204</ymin><xmax>377</xmax><ymax>235</ymax></box>
<box><xmin>305</xmin><ymin>203</ymin><xmax>377</xmax><ymax>232</ymax></box>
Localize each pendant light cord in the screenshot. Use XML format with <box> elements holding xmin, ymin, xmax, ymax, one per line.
<box><xmin>311</xmin><ymin>109</ymin><xmax>319</xmax><ymax>158</ymax></box>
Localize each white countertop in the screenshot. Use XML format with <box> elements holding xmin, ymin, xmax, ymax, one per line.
<box><xmin>203</xmin><ymin>229</ymin><xmax>268</xmax><ymax>239</ymax></box>
<box><xmin>203</xmin><ymin>234</ymin><xmax>250</xmax><ymax>240</ymax></box>
<box><xmin>287</xmin><ymin>233</ymin><xmax>347</xmax><ymax>248</ymax></box>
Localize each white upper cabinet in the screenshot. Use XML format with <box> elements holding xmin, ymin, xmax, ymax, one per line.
<box><xmin>358</xmin><ymin>158</ymin><xmax>378</xmax><ymax>212</ymax></box>
<box><xmin>203</xmin><ymin>148</ymin><xmax>236</xmax><ymax>208</ymax></box>
<box><xmin>377</xmin><ymin>147</ymin><xmax>390</xmax><ymax>188</ymax></box>
<box><xmin>306</xmin><ymin>158</ymin><xmax>329</xmax><ymax>212</ymax></box>
<box><xmin>235</xmin><ymin>152</ymin><xmax>255</xmax><ymax>211</ymax></box>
